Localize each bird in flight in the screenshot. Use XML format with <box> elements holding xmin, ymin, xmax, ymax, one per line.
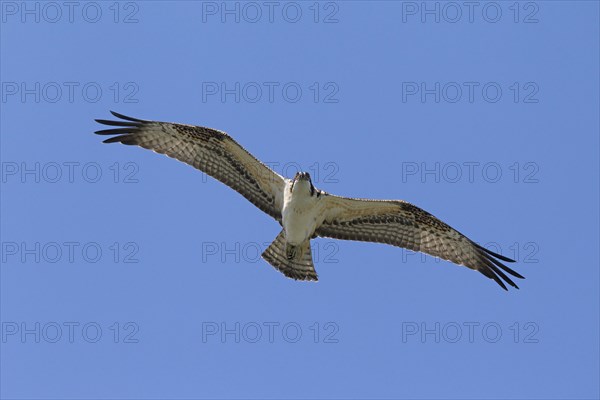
<box><xmin>95</xmin><ymin>111</ymin><xmax>524</xmax><ymax>290</ymax></box>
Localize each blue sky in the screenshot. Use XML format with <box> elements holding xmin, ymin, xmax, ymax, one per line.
<box><xmin>1</xmin><ymin>1</ymin><xmax>598</xmax><ymax>399</ymax></box>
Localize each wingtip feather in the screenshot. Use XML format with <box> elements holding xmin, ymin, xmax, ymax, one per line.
<box><xmin>476</xmin><ymin>243</ymin><xmax>516</xmax><ymax>263</ymax></box>
<box><xmin>102</xmin><ymin>135</ymin><xmax>136</xmax><ymax>144</ymax></box>
<box><xmin>109</xmin><ymin>110</ymin><xmax>145</xmax><ymax>122</ymax></box>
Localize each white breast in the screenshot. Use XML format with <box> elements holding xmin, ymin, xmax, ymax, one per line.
<box><xmin>282</xmin><ymin>180</ymin><xmax>323</xmax><ymax>245</ymax></box>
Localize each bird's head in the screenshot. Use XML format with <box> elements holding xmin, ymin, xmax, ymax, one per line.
<box><xmin>291</xmin><ymin>171</ymin><xmax>315</xmax><ymax>196</ymax></box>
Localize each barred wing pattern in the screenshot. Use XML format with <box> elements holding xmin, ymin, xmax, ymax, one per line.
<box><xmin>316</xmin><ymin>195</ymin><xmax>524</xmax><ymax>290</ymax></box>
<box><xmin>95</xmin><ymin>111</ymin><xmax>286</xmax><ymax>221</ymax></box>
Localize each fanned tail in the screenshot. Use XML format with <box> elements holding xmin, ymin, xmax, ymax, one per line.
<box><xmin>262</xmin><ymin>231</ymin><xmax>318</xmax><ymax>281</ymax></box>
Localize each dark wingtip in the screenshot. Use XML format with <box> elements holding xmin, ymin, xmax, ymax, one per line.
<box><xmin>102</xmin><ymin>136</ymin><xmax>125</xmax><ymax>144</ymax></box>
<box><xmin>476</xmin><ymin>243</ymin><xmax>516</xmax><ymax>263</ymax></box>
<box><xmin>488</xmin><ymin>255</ymin><xmax>525</xmax><ymax>280</ymax></box>
<box><xmin>474</xmin><ymin>241</ymin><xmax>525</xmax><ymax>290</ymax></box>
<box><xmin>481</xmin><ymin>267</ymin><xmax>510</xmax><ymax>291</ymax></box>
<box><xmin>490</xmin><ymin>263</ymin><xmax>519</xmax><ymax>289</ymax></box>
<box><xmin>95</xmin><ymin>119</ymin><xmax>138</xmax><ymax>127</ymax></box>
<box><xmin>94</xmin><ymin>128</ymin><xmax>136</xmax><ymax>135</ymax></box>
<box><xmin>95</xmin><ymin>111</ymin><xmax>144</xmax><ymax>141</ymax></box>
<box><xmin>102</xmin><ymin>135</ymin><xmax>137</xmax><ymax>145</ymax></box>
<box><xmin>109</xmin><ymin>110</ymin><xmax>145</xmax><ymax>122</ymax></box>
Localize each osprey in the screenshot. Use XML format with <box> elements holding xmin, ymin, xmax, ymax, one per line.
<box><xmin>95</xmin><ymin>111</ymin><xmax>524</xmax><ymax>290</ymax></box>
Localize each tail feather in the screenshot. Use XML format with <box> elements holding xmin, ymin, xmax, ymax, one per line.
<box><xmin>262</xmin><ymin>231</ymin><xmax>318</xmax><ymax>281</ymax></box>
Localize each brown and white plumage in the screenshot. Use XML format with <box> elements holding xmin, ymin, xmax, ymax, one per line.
<box><xmin>95</xmin><ymin>111</ymin><xmax>285</xmax><ymax>221</ymax></box>
<box><xmin>316</xmin><ymin>195</ymin><xmax>524</xmax><ymax>290</ymax></box>
<box><xmin>95</xmin><ymin>112</ymin><xmax>524</xmax><ymax>290</ymax></box>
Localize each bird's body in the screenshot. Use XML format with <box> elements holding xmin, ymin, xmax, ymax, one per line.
<box><xmin>282</xmin><ymin>174</ymin><xmax>323</xmax><ymax>246</ymax></box>
<box><xmin>95</xmin><ymin>112</ymin><xmax>525</xmax><ymax>290</ymax></box>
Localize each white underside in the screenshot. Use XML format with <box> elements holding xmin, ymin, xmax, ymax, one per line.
<box><xmin>281</xmin><ymin>180</ymin><xmax>324</xmax><ymax>245</ymax></box>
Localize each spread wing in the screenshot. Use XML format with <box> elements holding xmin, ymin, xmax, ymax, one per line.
<box><xmin>95</xmin><ymin>111</ymin><xmax>286</xmax><ymax>221</ymax></box>
<box><xmin>316</xmin><ymin>195</ymin><xmax>524</xmax><ymax>290</ymax></box>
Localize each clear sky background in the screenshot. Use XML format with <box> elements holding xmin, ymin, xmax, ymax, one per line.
<box><xmin>1</xmin><ymin>1</ymin><xmax>598</xmax><ymax>399</ymax></box>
